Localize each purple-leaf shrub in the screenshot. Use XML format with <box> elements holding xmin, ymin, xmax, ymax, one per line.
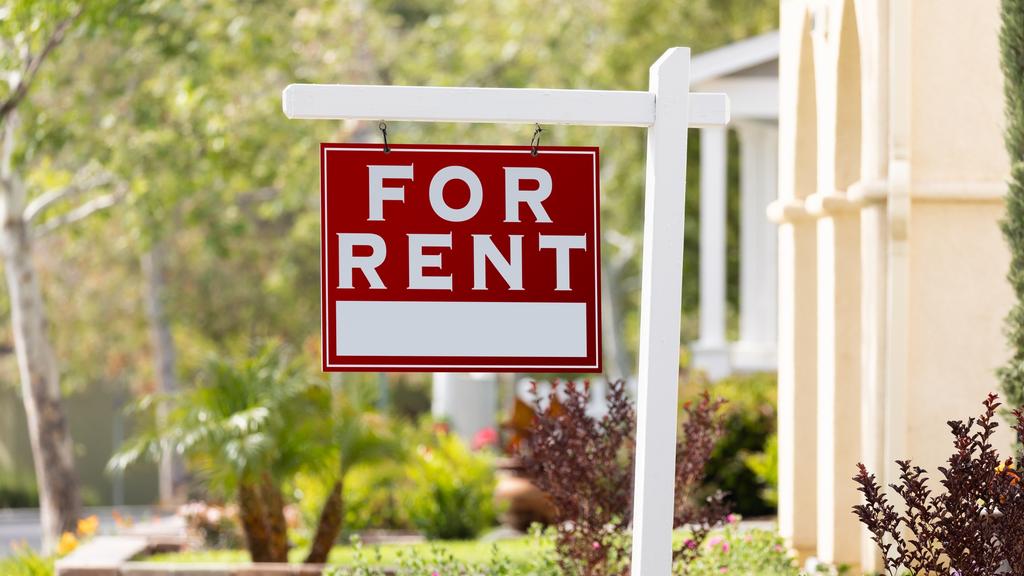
<box><xmin>521</xmin><ymin>380</ymin><xmax>731</xmax><ymax>575</ymax></box>
<box><xmin>853</xmin><ymin>394</ymin><xmax>1024</xmax><ymax>575</ymax></box>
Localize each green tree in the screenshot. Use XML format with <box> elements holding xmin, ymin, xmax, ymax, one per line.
<box><xmin>0</xmin><ymin>0</ymin><xmax>144</xmax><ymax>548</ymax></box>
<box><xmin>1000</xmin><ymin>0</ymin><xmax>1024</xmax><ymax>410</ymax></box>
<box><xmin>111</xmin><ymin>345</ymin><xmax>398</xmax><ymax>563</ymax></box>
<box><xmin>110</xmin><ymin>346</ymin><xmax>323</xmax><ymax>561</ymax></box>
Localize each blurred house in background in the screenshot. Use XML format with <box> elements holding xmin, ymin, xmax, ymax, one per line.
<box><xmin>691</xmin><ymin>31</ymin><xmax>781</xmax><ymax>380</ymax></box>
<box><xmin>773</xmin><ymin>0</ymin><xmax>1013</xmax><ymax>570</ymax></box>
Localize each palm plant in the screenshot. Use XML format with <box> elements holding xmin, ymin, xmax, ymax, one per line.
<box><xmin>110</xmin><ymin>345</ymin><xmax>329</xmax><ymax>562</ymax></box>
<box><xmin>304</xmin><ymin>395</ymin><xmax>400</xmax><ymax>564</ymax></box>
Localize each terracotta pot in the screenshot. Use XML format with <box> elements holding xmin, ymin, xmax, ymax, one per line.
<box><xmin>494</xmin><ymin>457</ymin><xmax>557</xmax><ymax>531</ymax></box>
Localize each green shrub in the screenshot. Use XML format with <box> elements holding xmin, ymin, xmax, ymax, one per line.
<box><xmin>294</xmin><ymin>461</ymin><xmax>412</xmax><ymax>540</ymax></box>
<box><xmin>403</xmin><ymin>431</ymin><xmax>497</xmax><ymax>540</ymax></box>
<box><xmin>343</xmin><ymin>463</ymin><xmax>412</xmax><ymax>533</ymax></box>
<box><xmin>682</xmin><ymin>524</ymin><xmax>798</xmax><ymax>575</ymax></box>
<box><xmin>999</xmin><ymin>0</ymin><xmax>1024</xmax><ymax>411</ymax></box>
<box><xmin>683</xmin><ymin>371</ymin><xmax>778</xmax><ymax>516</ymax></box>
<box><xmin>744</xmin><ymin>433</ymin><xmax>779</xmax><ymax>508</ymax></box>
<box><xmin>0</xmin><ymin>547</ymin><xmax>54</xmax><ymax>576</ymax></box>
<box><xmin>0</xmin><ymin>472</ymin><xmax>39</xmax><ymax>508</ymax></box>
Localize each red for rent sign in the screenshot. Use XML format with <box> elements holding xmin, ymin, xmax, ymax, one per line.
<box><xmin>320</xmin><ymin>143</ymin><xmax>601</xmax><ymax>372</ymax></box>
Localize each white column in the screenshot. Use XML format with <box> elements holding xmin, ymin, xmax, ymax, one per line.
<box><xmin>733</xmin><ymin>122</ymin><xmax>779</xmax><ymax>371</ymax></box>
<box><xmin>814</xmin><ymin>205</ymin><xmax>862</xmax><ymax>565</ymax></box>
<box><xmin>431</xmin><ymin>373</ymin><xmax>498</xmax><ymax>442</ymax></box>
<box><xmin>692</xmin><ymin>126</ymin><xmax>731</xmax><ymax>380</ymax></box>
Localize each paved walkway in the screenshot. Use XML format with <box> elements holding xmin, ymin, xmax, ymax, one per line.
<box><xmin>0</xmin><ymin>507</ymin><xmax>179</xmax><ymax>557</ymax></box>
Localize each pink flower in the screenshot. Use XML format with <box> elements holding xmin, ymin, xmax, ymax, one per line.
<box><xmin>726</xmin><ymin>513</ymin><xmax>739</xmax><ymax>524</ymax></box>
<box><xmin>592</xmin><ymin>541</ymin><xmax>601</xmax><ymax>550</ymax></box>
<box><xmin>684</xmin><ymin>538</ymin><xmax>697</xmax><ymax>549</ymax></box>
<box><xmin>472</xmin><ymin>427</ymin><xmax>499</xmax><ymax>451</ymax></box>
<box><xmin>707</xmin><ymin>536</ymin><xmax>723</xmax><ymax>549</ymax></box>
<box><xmin>721</xmin><ymin>541</ymin><xmax>730</xmax><ymax>553</ymax></box>
<box><xmin>719</xmin><ymin>568</ymin><xmax>728</xmax><ymax>573</ymax></box>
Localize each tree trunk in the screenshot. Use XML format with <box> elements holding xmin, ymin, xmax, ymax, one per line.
<box><xmin>237</xmin><ymin>480</ymin><xmax>272</xmax><ymax>562</ymax></box>
<box><xmin>260</xmin><ymin>472</ymin><xmax>289</xmax><ymax>562</ymax></box>
<box><xmin>0</xmin><ymin>114</ymin><xmax>80</xmax><ymax>551</ymax></box>
<box><xmin>304</xmin><ymin>477</ymin><xmax>343</xmax><ymax>564</ymax></box>
<box><xmin>141</xmin><ymin>242</ymin><xmax>186</xmax><ymax>506</ymax></box>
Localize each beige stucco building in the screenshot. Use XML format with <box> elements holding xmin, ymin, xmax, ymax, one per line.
<box><xmin>772</xmin><ymin>0</ymin><xmax>1014</xmax><ymax>569</ymax></box>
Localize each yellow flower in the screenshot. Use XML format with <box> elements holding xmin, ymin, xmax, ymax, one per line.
<box><xmin>76</xmin><ymin>515</ymin><xmax>100</xmax><ymax>537</ymax></box>
<box><xmin>56</xmin><ymin>532</ymin><xmax>79</xmax><ymax>556</ymax></box>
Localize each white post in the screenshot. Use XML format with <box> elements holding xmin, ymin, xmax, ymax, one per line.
<box><xmin>431</xmin><ymin>372</ymin><xmax>497</xmax><ymax>442</ymax></box>
<box><xmin>630</xmin><ymin>47</ymin><xmax>690</xmax><ymax>575</ymax></box>
<box><xmin>734</xmin><ymin>122</ymin><xmax>779</xmax><ymax>371</ymax></box>
<box><xmin>693</xmin><ymin>126</ymin><xmax>731</xmax><ymax>379</ymax></box>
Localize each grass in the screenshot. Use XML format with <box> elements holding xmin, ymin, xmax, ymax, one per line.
<box><xmin>147</xmin><ymin>537</ymin><xmax>551</xmax><ymax>567</ymax></box>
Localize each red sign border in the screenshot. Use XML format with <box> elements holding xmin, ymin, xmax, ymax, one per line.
<box><xmin>320</xmin><ymin>143</ymin><xmax>602</xmax><ymax>373</ymax></box>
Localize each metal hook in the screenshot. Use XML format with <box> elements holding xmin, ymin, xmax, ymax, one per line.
<box><xmin>530</xmin><ymin>124</ymin><xmax>543</xmax><ymax>156</ymax></box>
<box><xmin>379</xmin><ymin>121</ymin><xmax>390</xmax><ymax>153</ymax></box>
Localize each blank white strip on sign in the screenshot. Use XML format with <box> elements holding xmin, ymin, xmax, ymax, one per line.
<box><xmin>336</xmin><ymin>301</ymin><xmax>588</xmax><ymax>358</ymax></box>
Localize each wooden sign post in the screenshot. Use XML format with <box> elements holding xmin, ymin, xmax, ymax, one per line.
<box><xmin>283</xmin><ymin>47</ymin><xmax>729</xmax><ymax>575</ymax></box>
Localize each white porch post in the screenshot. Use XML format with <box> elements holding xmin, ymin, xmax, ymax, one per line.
<box><xmin>431</xmin><ymin>373</ymin><xmax>498</xmax><ymax>442</ymax></box>
<box><xmin>692</xmin><ymin>126</ymin><xmax>731</xmax><ymax>379</ymax></box>
<box><xmin>733</xmin><ymin>121</ymin><xmax>779</xmax><ymax>371</ymax></box>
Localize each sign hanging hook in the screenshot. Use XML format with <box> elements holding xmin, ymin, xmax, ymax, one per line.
<box><xmin>379</xmin><ymin>121</ymin><xmax>391</xmax><ymax>153</ymax></box>
<box><xmin>530</xmin><ymin>123</ymin><xmax>543</xmax><ymax>156</ymax></box>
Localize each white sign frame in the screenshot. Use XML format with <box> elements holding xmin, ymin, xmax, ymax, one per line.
<box><xmin>283</xmin><ymin>47</ymin><xmax>729</xmax><ymax>574</ymax></box>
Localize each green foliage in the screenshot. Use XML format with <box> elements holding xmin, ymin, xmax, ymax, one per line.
<box><xmin>0</xmin><ymin>547</ymin><xmax>54</xmax><ymax>576</ymax></box>
<box><xmin>744</xmin><ymin>433</ymin><xmax>779</xmax><ymax>508</ymax></box>
<box><xmin>341</xmin><ymin>463</ymin><xmax>412</xmax><ymax>533</ymax></box>
<box><xmin>684</xmin><ymin>372</ymin><xmax>778</xmax><ymax>516</ymax></box>
<box><xmin>1000</xmin><ymin>0</ymin><xmax>1024</xmax><ymax>411</ymax></box>
<box><xmin>150</xmin><ymin>525</ymin><xmax>803</xmax><ymax>575</ymax></box>
<box><xmin>0</xmin><ymin>471</ymin><xmax>39</xmax><ymax>508</ymax></box>
<box><xmin>109</xmin><ymin>344</ymin><xmax>330</xmax><ymax>493</ymax></box>
<box><xmin>681</xmin><ymin>525</ymin><xmax>797</xmax><ymax>576</ymax></box>
<box><xmin>403</xmin><ymin>430</ymin><xmax>497</xmax><ymax>540</ymax></box>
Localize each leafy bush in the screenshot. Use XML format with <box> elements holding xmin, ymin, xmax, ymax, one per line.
<box><xmin>999</xmin><ymin>0</ymin><xmax>1024</xmax><ymax>411</ymax></box>
<box><xmin>404</xmin><ymin>430</ymin><xmax>497</xmax><ymax>540</ymax></box>
<box><xmin>295</xmin><ymin>461</ymin><xmax>412</xmax><ymax>538</ymax></box>
<box><xmin>0</xmin><ymin>546</ymin><xmax>54</xmax><ymax>576</ymax></box>
<box><xmin>521</xmin><ymin>380</ymin><xmax>731</xmax><ymax>575</ymax></box>
<box><xmin>342</xmin><ymin>463</ymin><xmax>412</xmax><ymax>533</ymax></box>
<box><xmin>111</xmin><ymin>345</ymin><xmax>334</xmax><ymax>562</ymax></box>
<box><xmin>521</xmin><ymin>380</ymin><xmax>636</xmax><ymax>575</ymax></box>
<box><xmin>853</xmin><ymin>394</ymin><xmax>1024</xmax><ymax>575</ymax></box>
<box><xmin>684</xmin><ymin>371</ymin><xmax>778</xmax><ymax>516</ymax></box>
<box><xmin>682</xmin><ymin>523</ymin><xmax>798</xmax><ymax>576</ymax></box>
<box><xmin>0</xmin><ymin>472</ymin><xmax>39</xmax><ymax>508</ymax></box>
<box><xmin>744</xmin><ymin>433</ymin><xmax>779</xmax><ymax>508</ymax></box>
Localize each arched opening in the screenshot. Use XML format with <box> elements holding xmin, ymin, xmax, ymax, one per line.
<box><xmin>795</xmin><ymin>11</ymin><xmax>819</xmax><ymax>199</ymax></box>
<box><xmin>834</xmin><ymin>0</ymin><xmax>862</xmax><ymax>191</ymax></box>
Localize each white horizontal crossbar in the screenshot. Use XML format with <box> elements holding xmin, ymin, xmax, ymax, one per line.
<box><xmin>282</xmin><ymin>84</ymin><xmax>729</xmax><ymax>128</ymax></box>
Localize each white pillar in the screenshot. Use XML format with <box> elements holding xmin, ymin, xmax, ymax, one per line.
<box><xmin>814</xmin><ymin>205</ymin><xmax>862</xmax><ymax>565</ymax></box>
<box><xmin>692</xmin><ymin>126</ymin><xmax>731</xmax><ymax>380</ymax></box>
<box><xmin>733</xmin><ymin>122</ymin><xmax>779</xmax><ymax>372</ymax></box>
<box><xmin>431</xmin><ymin>373</ymin><xmax>498</xmax><ymax>442</ymax></box>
